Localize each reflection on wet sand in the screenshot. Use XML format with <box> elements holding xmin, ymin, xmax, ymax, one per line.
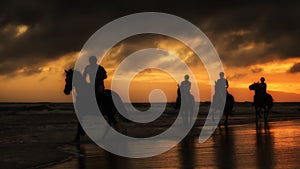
<box><xmin>179</xmin><ymin>135</ymin><xmax>195</xmax><ymax>169</ymax></box>
<box><xmin>256</xmin><ymin>122</ymin><xmax>274</xmax><ymax>169</ymax></box>
<box><xmin>213</xmin><ymin>126</ymin><xmax>237</xmax><ymax>169</ymax></box>
<box><xmin>74</xmin><ymin>144</ymin><xmax>131</xmax><ymax>169</ymax></box>
<box><xmin>47</xmin><ymin>120</ymin><xmax>300</xmax><ymax>169</ymax></box>
<box><xmin>103</xmin><ymin>151</ymin><xmax>130</xmax><ymax>169</ymax></box>
<box><xmin>76</xmin><ymin>143</ymin><xmax>86</xmax><ymax>169</ymax></box>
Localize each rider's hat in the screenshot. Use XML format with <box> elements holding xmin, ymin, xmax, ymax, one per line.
<box><xmin>260</xmin><ymin>77</ymin><xmax>265</xmax><ymax>82</ymax></box>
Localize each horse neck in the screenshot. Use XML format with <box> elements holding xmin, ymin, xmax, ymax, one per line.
<box><xmin>72</xmin><ymin>72</ymin><xmax>88</xmax><ymax>96</ymax></box>
<box><xmin>255</xmin><ymin>85</ymin><xmax>264</xmax><ymax>95</ymax></box>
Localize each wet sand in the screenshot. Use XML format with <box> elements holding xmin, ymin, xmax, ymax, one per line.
<box><xmin>45</xmin><ymin>120</ymin><xmax>300</xmax><ymax>169</ymax></box>
<box><xmin>1</xmin><ymin>102</ymin><xmax>300</xmax><ymax>169</ymax></box>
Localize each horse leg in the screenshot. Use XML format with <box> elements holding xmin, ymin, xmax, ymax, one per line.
<box><xmin>187</xmin><ymin>110</ymin><xmax>190</xmax><ymax>125</ymax></box>
<box><xmin>189</xmin><ymin>110</ymin><xmax>192</xmax><ymax>125</ymax></box>
<box><xmin>264</xmin><ymin>107</ymin><xmax>268</xmax><ymax>123</ymax></box>
<box><xmin>181</xmin><ymin>110</ymin><xmax>185</xmax><ymax>125</ymax></box>
<box><xmin>107</xmin><ymin>113</ymin><xmax>117</xmax><ymax>127</ymax></box>
<box><xmin>183</xmin><ymin>111</ymin><xmax>188</xmax><ymax>127</ymax></box>
<box><xmin>224</xmin><ymin>112</ymin><xmax>228</xmax><ymax>126</ymax></box>
<box><xmin>183</xmin><ymin>110</ymin><xmax>189</xmax><ymax>127</ymax></box>
<box><xmin>256</xmin><ymin>106</ymin><xmax>262</xmax><ymax>123</ymax></box>
<box><xmin>255</xmin><ymin>106</ymin><xmax>258</xmax><ymax>123</ymax></box>
<box><xmin>75</xmin><ymin>122</ymin><xmax>85</xmax><ymax>142</ymax></box>
<box><xmin>258</xmin><ymin>107</ymin><xmax>263</xmax><ymax>118</ymax></box>
<box><xmin>75</xmin><ymin>123</ymin><xmax>80</xmax><ymax>141</ymax></box>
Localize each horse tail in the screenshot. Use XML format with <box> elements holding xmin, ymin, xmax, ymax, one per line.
<box><xmin>267</xmin><ymin>93</ymin><xmax>273</xmax><ymax>108</ymax></box>
<box><xmin>227</xmin><ymin>93</ymin><xmax>234</xmax><ymax>106</ymax></box>
<box><xmin>110</xmin><ymin>90</ymin><xmax>129</xmax><ymax>122</ymax></box>
<box><xmin>225</xmin><ymin>93</ymin><xmax>235</xmax><ymax>114</ymax></box>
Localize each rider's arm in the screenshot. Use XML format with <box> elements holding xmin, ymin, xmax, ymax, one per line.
<box><xmin>101</xmin><ymin>66</ymin><xmax>107</xmax><ymax>79</ymax></box>
<box><xmin>83</xmin><ymin>66</ymin><xmax>88</xmax><ymax>79</ymax></box>
<box><xmin>226</xmin><ymin>79</ymin><xmax>229</xmax><ymax>88</ymax></box>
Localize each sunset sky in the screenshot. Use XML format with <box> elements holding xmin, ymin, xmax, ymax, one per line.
<box><xmin>0</xmin><ymin>1</ymin><xmax>299</xmax><ymax>102</ymax></box>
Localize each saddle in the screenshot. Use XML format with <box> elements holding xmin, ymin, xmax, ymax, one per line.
<box><xmin>254</xmin><ymin>93</ymin><xmax>268</xmax><ymax>105</ymax></box>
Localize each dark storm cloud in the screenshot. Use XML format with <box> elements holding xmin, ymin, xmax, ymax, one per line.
<box><xmin>101</xmin><ymin>34</ymin><xmax>201</xmax><ymax>71</ymax></box>
<box><xmin>288</xmin><ymin>62</ymin><xmax>300</xmax><ymax>73</ymax></box>
<box><xmin>227</xmin><ymin>73</ymin><xmax>247</xmax><ymax>80</ymax></box>
<box><xmin>202</xmin><ymin>2</ymin><xmax>300</xmax><ymax>67</ymax></box>
<box><xmin>101</xmin><ymin>34</ymin><xmax>163</xmax><ymax>68</ymax></box>
<box><xmin>0</xmin><ymin>0</ymin><xmax>119</xmax><ymax>76</ymax></box>
<box><xmin>0</xmin><ymin>1</ymin><xmax>300</xmax><ymax>76</ymax></box>
<box><xmin>251</xmin><ymin>67</ymin><xmax>263</xmax><ymax>74</ymax></box>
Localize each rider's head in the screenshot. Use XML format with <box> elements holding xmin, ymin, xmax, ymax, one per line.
<box><xmin>89</xmin><ymin>56</ymin><xmax>97</xmax><ymax>65</ymax></box>
<box><xmin>260</xmin><ymin>77</ymin><xmax>265</xmax><ymax>82</ymax></box>
<box><xmin>219</xmin><ymin>72</ymin><xmax>224</xmax><ymax>78</ymax></box>
<box><xmin>184</xmin><ymin>74</ymin><xmax>189</xmax><ymax>80</ymax></box>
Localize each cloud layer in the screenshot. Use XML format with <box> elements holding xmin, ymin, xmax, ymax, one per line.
<box><xmin>289</xmin><ymin>62</ymin><xmax>300</xmax><ymax>73</ymax></box>
<box><xmin>1</xmin><ymin>1</ymin><xmax>300</xmax><ymax>76</ymax></box>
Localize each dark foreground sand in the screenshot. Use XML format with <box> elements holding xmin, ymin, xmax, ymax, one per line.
<box><xmin>1</xmin><ymin>102</ymin><xmax>300</xmax><ymax>169</ymax></box>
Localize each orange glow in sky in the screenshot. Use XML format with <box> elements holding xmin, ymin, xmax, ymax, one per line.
<box><xmin>0</xmin><ymin>41</ymin><xmax>299</xmax><ymax>102</ymax></box>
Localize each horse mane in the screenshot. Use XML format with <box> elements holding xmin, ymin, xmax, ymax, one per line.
<box><xmin>73</xmin><ymin>70</ymin><xmax>82</xmax><ymax>77</ymax></box>
<box><xmin>69</xmin><ymin>69</ymin><xmax>87</xmax><ymax>90</ymax></box>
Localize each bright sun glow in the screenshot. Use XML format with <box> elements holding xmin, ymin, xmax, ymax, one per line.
<box><xmin>15</xmin><ymin>25</ymin><xmax>29</xmax><ymax>37</ymax></box>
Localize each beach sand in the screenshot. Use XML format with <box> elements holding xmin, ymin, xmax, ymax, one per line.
<box><xmin>1</xmin><ymin>102</ymin><xmax>300</xmax><ymax>169</ymax></box>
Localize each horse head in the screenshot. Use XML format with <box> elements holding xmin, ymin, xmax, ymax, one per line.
<box><xmin>249</xmin><ymin>82</ymin><xmax>259</xmax><ymax>91</ymax></box>
<box><xmin>64</xmin><ymin>69</ymin><xmax>74</xmax><ymax>95</ymax></box>
<box><xmin>64</xmin><ymin>69</ymin><xmax>88</xmax><ymax>96</ymax></box>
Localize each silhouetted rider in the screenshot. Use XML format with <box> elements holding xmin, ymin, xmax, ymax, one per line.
<box><xmin>180</xmin><ymin>74</ymin><xmax>191</xmax><ymax>96</ymax></box>
<box><xmin>259</xmin><ymin>77</ymin><xmax>267</xmax><ymax>95</ymax></box>
<box><xmin>83</xmin><ymin>56</ymin><xmax>107</xmax><ymax>93</ymax></box>
<box><xmin>215</xmin><ymin>72</ymin><xmax>228</xmax><ymax>93</ymax></box>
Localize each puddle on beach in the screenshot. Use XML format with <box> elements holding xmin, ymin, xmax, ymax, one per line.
<box><xmin>46</xmin><ymin>120</ymin><xmax>300</xmax><ymax>169</ymax></box>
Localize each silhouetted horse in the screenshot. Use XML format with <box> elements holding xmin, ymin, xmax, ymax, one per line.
<box><xmin>174</xmin><ymin>85</ymin><xmax>195</xmax><ymax>125</ymax></box>
<box><xmin>249</xmin><ymin>82</ymin><xmax>273</xmax><ymax>123</ymax></box>
<box><xmin>64</xmin><ymin>69</ymin><xmax>125</xmax><ymax>140</ymax></box>
<box><xmin>174</xmin><ymin>84</ymin><xmax>181</xmax><ymax>109</ymax></box>
<box><xmin>181</xmin><ymin>92</ymin><xmax>195</xmax><ymax>125</ymax></box>
<box><xmin>212</xmin><ymin>92</ymin><xmax>235</xmax><ymax>126</ymax></box>
<box><xmin>64</xmin><ymin>69</ymin><xmax>85</xmax><ymax>141</ymax></box>
<box><xmin>224</xmin><ymin>93</ymin><xmax>234</xmax><ymax>125</ymax></box>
